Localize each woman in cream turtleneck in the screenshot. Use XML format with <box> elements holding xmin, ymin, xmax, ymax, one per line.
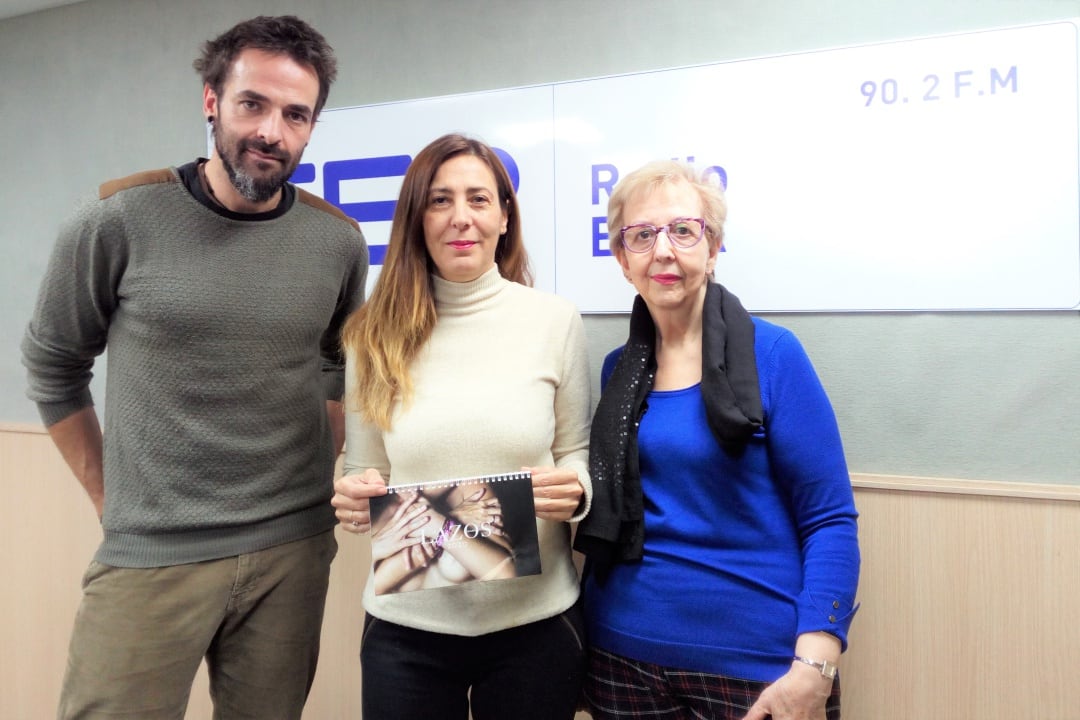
<box><xmin>330</xmin><ymin>133</ymin><xmax>591</xmax><ymax>720</ymax></box>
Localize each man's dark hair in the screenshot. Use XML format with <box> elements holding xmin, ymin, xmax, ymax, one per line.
<box><xmin>193</xmin><ymin>15</ymin><xmax>338</xmax><ymax>117</ymax></box>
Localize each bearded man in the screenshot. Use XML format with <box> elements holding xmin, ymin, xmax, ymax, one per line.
<box><xmin>21</xmin><ymin>15</ymin><xmax>368</xmax><ymax>719</ymax></box>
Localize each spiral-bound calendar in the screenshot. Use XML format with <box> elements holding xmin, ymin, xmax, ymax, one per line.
<box><xmin>368</xmin><ymin>472</ymin><xmax>540</xmax><ymax>595</ymax></box>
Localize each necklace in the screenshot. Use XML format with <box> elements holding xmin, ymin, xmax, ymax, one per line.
<box><xmin>197</xmin><ymin>161</ymin><xmax>226</xmax><ymax>207</ymax></box>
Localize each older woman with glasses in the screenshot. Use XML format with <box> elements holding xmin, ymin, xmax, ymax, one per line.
<box><xmin>575</xmin><ymin>160</ymin><xmax>860</xmax><ymax>720</ymax></box>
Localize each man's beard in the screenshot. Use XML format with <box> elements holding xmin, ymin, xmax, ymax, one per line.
<box><xmin>214</xmin><ymin>126</ymin><xmax>300</xmax><ymax>204</ymax></box>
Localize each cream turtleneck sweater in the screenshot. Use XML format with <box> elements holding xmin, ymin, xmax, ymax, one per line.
<box><xmin>344</xmin><ymin>266</ymin><xmax>592</xmax><ymax>635</ymax></box>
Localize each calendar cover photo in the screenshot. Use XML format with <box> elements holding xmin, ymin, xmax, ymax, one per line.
<box><xmin>368</xmin><ymin>471</ymin><xmax>541</xmax><ymax>595</ymax></box>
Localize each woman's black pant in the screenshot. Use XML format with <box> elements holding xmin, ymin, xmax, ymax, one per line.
<box><xmin>359</xmin><ymin>599</ymin><xmax>586</xmax><ymax>720</ymax></box>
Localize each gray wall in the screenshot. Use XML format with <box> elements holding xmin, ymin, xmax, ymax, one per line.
<box><xmin>3</xmin><ymin>0</ymin><xmax>1078</xmax><ymax>484</ymax></box>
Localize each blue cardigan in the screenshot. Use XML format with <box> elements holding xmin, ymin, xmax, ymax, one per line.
<box><xmin>583</xmin><ymin>316</ymin><xmax>860</xmax><ymax>682</ymax></box>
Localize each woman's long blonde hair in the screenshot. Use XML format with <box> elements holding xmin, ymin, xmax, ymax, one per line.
<box><xmin>341</xmin><ymin>133</ymin><xmax>532</xmax><ymax>429</ymax></box>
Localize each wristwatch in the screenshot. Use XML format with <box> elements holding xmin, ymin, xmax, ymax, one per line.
<box><xmin>793</xmin><ymin>655</ymin><xmax>838</xmax><ymax>679</ymax></box>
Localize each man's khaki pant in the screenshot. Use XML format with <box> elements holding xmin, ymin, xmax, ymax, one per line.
<box><xmin>58</xmin><ymin>530</ymin><xmax>337</xmax><ymax>720</ymax></box>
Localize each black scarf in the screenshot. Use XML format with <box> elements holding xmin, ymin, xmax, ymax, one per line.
<box><xmin>574</xmin><ymin>282</ymin><xmax>763</xmax><ymax>565</ymax></box>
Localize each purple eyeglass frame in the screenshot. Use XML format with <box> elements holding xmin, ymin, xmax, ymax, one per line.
<box><xmin>619</xmin><ymin>217</ymin><xmax>706</xmax><ymax>253</ymax></box>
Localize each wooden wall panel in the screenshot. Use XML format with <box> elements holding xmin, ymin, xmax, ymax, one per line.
<box><xmin>842</xmin><ymin>477</ymin><xmax>1080</xmax><ymax>719</ymax></box>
